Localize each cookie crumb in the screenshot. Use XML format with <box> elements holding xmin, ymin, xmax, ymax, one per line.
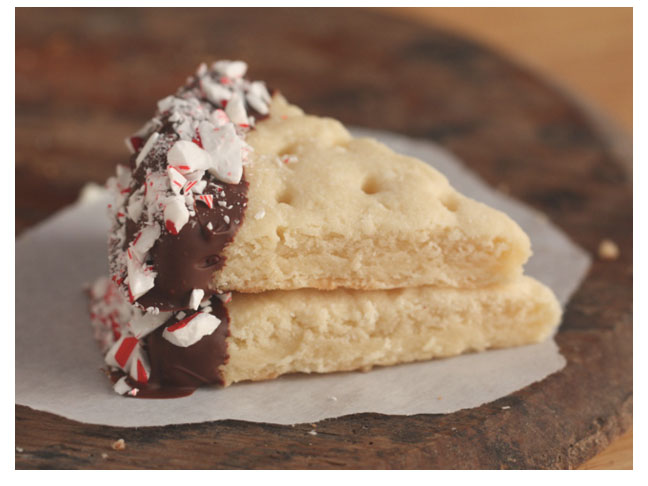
<box><xmin>112</xmin><ymin>438</ymin><xmax>126</xmax><ymax>451</ymax></box>
<box><xmin>501</xmin><ymin>405</ymin><xmax>511</xmax><ymax>410</ymax></box>
<box><xmin>101</xmin><ymin>453</ymin><xmax>109</xmax><ymax>459</ymax></box>
<box><xmin>598</xmin><ymin>239</ymin><xmax>619</xmax><ymax>260</ymax></box>
<box><xmin>308</xmin><ymin>430</ymin><xmax>318</xmax><ymax>436</ymax></box>
<box><xmin>16</xmin><ymin>446</ymin><xmax>23</xmax><ymax>453</ymax></box>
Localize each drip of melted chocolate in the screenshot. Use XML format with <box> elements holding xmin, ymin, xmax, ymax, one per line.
<box><xmin>112</xmin><ymin>298</ymin><xmax>231</xmax><ymax>399</ymax></box>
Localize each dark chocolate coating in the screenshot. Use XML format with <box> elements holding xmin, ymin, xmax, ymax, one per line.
<box><xmin>114</xmin><ymin>299</ymin><xmax>230</xmax><ymax>399</ymax></box>
<box><xmin>107</xmin><ymin>71</ymin><xmax>272</xmax><ymax>394</ymax></box>
<box><xmin>132</xmin><ymin>177</ymin><xmax>248</xmax><ymax>311</ymax></box>
<box><xmin>145</xmin><ymin>299</ymin><xmax>230</xmax><ymax>388</ymax></box>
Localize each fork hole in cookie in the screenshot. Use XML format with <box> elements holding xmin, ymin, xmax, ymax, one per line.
<box><xmin>276</xmin><ymin>226</ymin><xmax>287</xmax><ymax>243</ymax></box>
<box><xmin>276</xmin><ymin>188</ymin><xmax>294</xmax><ymax>205</ymax></box>
<box><xmin>361</xmin><ymin>176</ymin><xmax>381</xmax><ymax>195</ymax></box>
<box><xmin>441</xmin><ymin>194</ymin><xmax>460</xmax><ymax>212</ymax></box>
<box><xmin>278</xmin><ymin>143</ymin><xmax>298</xmax><ymax>158</ymax></box>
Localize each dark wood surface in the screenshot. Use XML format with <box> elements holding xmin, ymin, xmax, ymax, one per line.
<box><xmin>15</xmin><ymin>8</ymin><xmax>632</xmax><ymax>469</ymax></box>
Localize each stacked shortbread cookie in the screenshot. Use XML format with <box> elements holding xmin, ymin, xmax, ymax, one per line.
<box><xmin>88</xmin><ymin>61</ymin><xmax>561</xmax><ymax>397</ymax></box>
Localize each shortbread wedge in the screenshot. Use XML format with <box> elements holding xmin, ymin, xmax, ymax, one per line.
<box><xmin>222</xmin><ymin>275</ymin><xmax>559</xmax><ymax>385</ymax></box>
<box><xmin>90</xmin><ymin>275</ymin><xmax>560</xmax><ymax>393</ymax></box>
<box><xmin>94</xmin><ymin>61</ymin><xmax>562</xmax><ymax>399</ymax></box>
<box><xmin>108</xmin><ymin>62</ymin><xmax>531</xmax><ymax>309</ymax></box>
<box><xmin>215</xmin><ymin>95</ymin><xmax>531</xmax><ymax>293</ymax></box>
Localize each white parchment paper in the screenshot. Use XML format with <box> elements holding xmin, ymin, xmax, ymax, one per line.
<box><xmin>15</xmin><ymin>130</ymin><xmax>590</xmax><ymax>427</ymax></box>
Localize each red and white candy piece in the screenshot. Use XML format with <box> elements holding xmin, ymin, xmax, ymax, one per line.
<box><xmin>113</xmin><ymin>376</ymin><xmax>136</xmax><ymax>396</ymax></box>
<box><xmin>89</xmin><ymin>276</ymin><xmax>110</xmax><ymax>300</ymax></box>
<box><xmin>163</xmin><ymin>195</ymin><xmax>190</xmax><ymax>235</ymax></box>
<box><xmin>189</xmin><ymin>289</ymin><xmax>205</xmax><ymax>310</ymax></box>
<box><xmin>201</xmin><ymin>76</ymin><xmax>232</xmax><ymax>105</ymax></box>
<box><xmin>282</xmin><ymin>154</ymin><xmax>299</xmax><ymax>164</ymax></box>
<box><xmin>212</xmin><ymin>60</ymin><xmax>248</xmax><ymax>79</ymax></box>
<box><xmin>114</xmin><ymin>165</ymin><xmax>132</xmax><ymax>192</ymax></box>
<box><xmin>144</xmin><ymin>172</ymin><xmax>170</xmax><ymax>206</ymax></box>
<box><xmin>127</xmin><ymin>308</ymin><xmax>171</xmax><ymax>339</ymax></box>
<box><xmin>127</xmin><ymin>190</ymin><xmax>144</xmax><ymax>223</ymax></box>
<box><xmin>162</xmin><ymin>312</ymin><xmax>221</xmax><ymax>348</ymax></box>
<box><xmin>128</xmin><ymin>345</ymin><xmax>151</xmax><ymax>384</ymax></box>
<box><xmin>184</xmin><ymin>191</ymin><xmax>196</xmax><ymax>209</ymax></box>
<box><xmin>131</xmin><ymin>224</ymin><xmax>161</xmax><ymax>258</ymax></box>
<box><xmin>249</xmin><ymin>80</ymin><xmax>271</xmax><ymax>104</ymax></box>
<box><xmin>191</xmin><ymin>180</ymin><xmax>207</xmax><ymax>194</ymax></box>
<box><xmin>157</xmin><ymin>95</ymin><xmax>176</xmax><ymax>113</ymax></box>
<box><xmin>210</xmin><ymin>109</ymin><xmax>230</xmax><ymax>128</ymax></box>
<box><xmin>167</xmin><ymin>166</ymin><xmax>187</xmax><ymax>195</ymax></box>
<box><xmin>199</xmin><ymin>121</ymin><xmax>245</xmax><ymax>184</ymax></box>
<box><xmin>105</xmin><ymin>335</ymin><xmax>139</xmax><ymax>371</ymax></box>
<box><xmin>126</xmin><ymin>257</ymin><xmax>156</xmax><ymax>301</ymax></box>
<box><xmin>195</xmin><ymin>194</ymin><xmax>213</xmax><ymax>208</ymax></box>
<box><xmin>167</xmin><ymin>140</ymin><xmax>211</xmax><ymax>174</ymax></box>
<box><xmin>224</xmin><ymin>92</ymin><xmax>248</xmax><ymax>126</ymax></box>
<box><xmin>217</xmin><ymin>292</ymin><xmax>232</xmax><ymax>304</ymax></box>
<box><xmin>174</xmin><ymin>117</ymin><xmax>194</xmax><ymax>141</ymax></box>
<box><xmin>246</xmin><ymin>81</ymin><xmax>271</xmax><ymax>116</ymax></box>
<box><xmin>246</xmin><ymin>92</ymin><xmax>269</xmax><ymax>116</ymax></box>
<box><xmin>135</xmin><ymin>132</ymin><xmax>159</xmax><ymax>168</ymax></box>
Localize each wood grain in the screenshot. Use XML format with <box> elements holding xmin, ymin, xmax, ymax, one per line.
<box><xmin>15</xmin><ymin>7</ymin><xmax>632</xmax><ymax>469</ymax></box>
<box><xmin>581</xmin><ymin>429</ymin><xmax>632</xmax><ymax>469</ymax></box>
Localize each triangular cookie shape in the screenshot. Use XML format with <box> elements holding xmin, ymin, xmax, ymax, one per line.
<box><xmin>222</xmin><ymin>275</ymin><xmax>560</xmax><ymax>386</ymax></box>
<box><xmin>218</xmin><ymin>95</ymin><xmax>531</xmax><ymax>293</ymax></box>
<box><xmin>89</xmin><ymin>274</ymin><xmax>561</xmax><ymax>391</ymax></box>
<box><xmin>93</xmin><ymin>61</ymin><xmax>561</xmax><ymax>397</ymax></box>
<box><xmin>108</xmin><ymin>66</ymin><xmax>530</xmax><ymax>309</ymax></box>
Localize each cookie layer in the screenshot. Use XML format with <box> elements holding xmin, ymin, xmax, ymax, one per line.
<box><xmin>222</xmin><ymin>275</ymin><xmax>560</xmax><ymax>385</ymax></box>
<box><xmin>214</xmin><ymin>96</ymin><xmax>531</xmax><ymax>292</ymax></box>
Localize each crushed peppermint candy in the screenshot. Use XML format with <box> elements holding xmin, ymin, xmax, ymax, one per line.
<box><xmin>107</xmin><ymin>60</ymin><xmax>270</xmax><ymax>308</ymax></box>
<box><xmin>135</xmin><ymin>132</ymin><xmax>160</xmax><ymax>168</ymax></box>
<box><xmin>217</xmin><ymin>292</ymin><xmax>233</xmax><ymax>304</ymax></box>
<box><xmin>189</xmin><ymin>289</ymin><xmax>205</xmax><ymax>310</ymax></box>
<box><xmin>113</xmin><ymin>376</ymin><xmax>136</xmax><ymax>395</ymax></box>
<box><xmin>162</xmin><ymin>311</ymin><xmax>221</xmax><ymax>347</ymax></box>
<box><xmin>281</xmin><ymin>154</ymin><xmax>299</xmax><ymax>164</ymax></box>
<box><xmin>88</xmin><ymin>276</ymin><xmax>132</xmax><ymax>352</ymax></box>
<box><xmin>88</xmin><ymin>276</ymin><xmax>230</xmax><ymax>394</ymax></box>
<box><xmin>163</xmin><ymin>194</ymin><xmax>190</xmax><ymax>235</ymax></box>
<box><xmin>97</xmin><ymin>61</ymin><xmax>269</xmax><ymax>396</ymax></box>
<box><xmin>129</xmin><ymin>346</ymin><xmax>151</xmax><ymax>384</ymax></box>
<box><xmin>127</xmin><ymin>307</ymin><xmax>171</xmax><ymax>339</ymax></box>
<box><xmin>105</xmin><ymin>335</ymin><xmax>140</xmax><ymax>371</ymax></box>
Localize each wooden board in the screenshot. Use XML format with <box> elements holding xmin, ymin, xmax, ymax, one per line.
<box><xmin>15</xmin><ymin>8</ymin><xmax>632</xmax><ymax>469</ymax></box>
<box><xmin>581</xmin><ymin>429</ymin><xmax>632</xmax><ymax>470</ymax></box>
